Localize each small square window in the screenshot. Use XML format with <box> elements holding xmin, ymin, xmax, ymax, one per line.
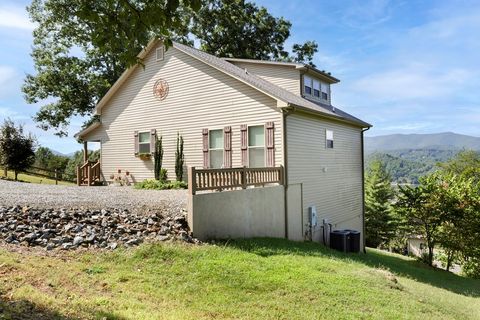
<box><xmin>326</xmin><ymin>130</ymin><xmax>334</xmax><ymax>149</ymax></box>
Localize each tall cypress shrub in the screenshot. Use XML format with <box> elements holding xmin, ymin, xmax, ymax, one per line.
<box><xmin>175</xmin><ymin>133</ymin><xmax>184</xmax><ymax>181</ymax></box>
<box><xmin>154</xmin><ymin>135</ymin><xmax>163</xmax><ymax>181</ymax></box>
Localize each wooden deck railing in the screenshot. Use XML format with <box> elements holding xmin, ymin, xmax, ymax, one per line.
<box><xmin>76</xmin><ymin>161</ymin><xmax>101</xmax><ymax>186</ymax></box>
<box><xmin>188</xmin><ymin>166</ymin><xmax>283</xmax><ymax>194</ymax></box>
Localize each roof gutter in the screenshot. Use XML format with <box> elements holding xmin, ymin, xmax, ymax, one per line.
<box><xmin>282</xmin><ymin>103</ymin><xmax>371</xmax><ymax>129</ymax></box>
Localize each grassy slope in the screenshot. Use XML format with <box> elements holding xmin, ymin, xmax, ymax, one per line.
<box><xmin>0</xmin><ymin>239</ymin><xmax>479</xmax><ymax>320</ymax></box>
<box><xmin>0</xmin><ymin>169</ymin><xmax>74</xmax><ymax>185</ymax></box>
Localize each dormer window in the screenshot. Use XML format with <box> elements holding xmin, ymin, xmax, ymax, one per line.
<box><xmin>321</xmin><ymin>83</ymin><xmax>329</xmax><ymax>100</ymax></box>
<box><xmin>303</xmin><ymin>75</ymin><xmax>330</xmax><ymax>101</ymax></box>
<box><xmin>304</xmin><ymin>76</ymin><xmax>312</xmax><ymax>95</ymax></box>
<box><xmin>313</xmin><ymin>80</ymin><xmax>320</xmax><ymax>98</ymax></box>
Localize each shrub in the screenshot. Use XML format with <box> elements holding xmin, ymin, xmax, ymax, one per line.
<box><xmin>160</xmin><ymin>168</ymin><xmax>168</xmax><ymax>183</ymax></box>
<box><xmin>154</xmin><ymin>135</ymin><xmax>163</xmax><ymax>180</ymax></box>
<box><xmin>134</xmin><ymin>179</ymin><xmax>187</xmax><ymax>190</ymax></box>
<box><xmin>175</xmin><ymin>133</ymin><xmax>184</xmax><ymax>181</ymax></box>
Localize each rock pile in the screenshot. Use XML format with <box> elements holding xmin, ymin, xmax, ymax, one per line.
<box><xmin>0</xmin><ymin>206</ymin><xmax>198</xmax><ymax>250</ymax></box>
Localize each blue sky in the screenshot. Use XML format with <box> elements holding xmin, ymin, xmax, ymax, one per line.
<box><xmin>0</xmin><ymin>0</ymin><xmax>479</xmax><ymax>154</ymax></box>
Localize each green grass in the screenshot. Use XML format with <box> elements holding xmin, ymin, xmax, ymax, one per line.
<box><xmin>0</xmin><ymin>239</ymin><xmax>479</xmax><ymax>319</ymax></box>
<box><xmin>0</xmin><ymin>169</ymin><xmax>74</xmax><ymax>185</ymax></box>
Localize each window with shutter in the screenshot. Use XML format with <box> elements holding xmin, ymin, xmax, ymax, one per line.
<box><xmin>248</xmin><ymin>125</ymin><xmax>265</xmax><ymax>167</ymax></box>
<box><xmin>209</xmin><ymin>129</ymin><xmax>224</xmax><ymax>168</ymax></box>
<box><xmin>138</xmin><ymin>132</ymin><xmax>151</xmax><ymax>153</ymax></box>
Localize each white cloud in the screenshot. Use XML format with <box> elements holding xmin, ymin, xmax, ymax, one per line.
<box><xmin>0</xmin><ymin>5</ymin><xmax>34</xmax><ymax>30</ymax></box>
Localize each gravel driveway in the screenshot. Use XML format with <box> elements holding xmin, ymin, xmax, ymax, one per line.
<box><xmin>0</xmin><ymin>180</ymin><xmax>187</xmax><ymax>215</ymax></box>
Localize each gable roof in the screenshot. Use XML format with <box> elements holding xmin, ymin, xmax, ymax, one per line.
<box><xmin>222</xmin><ymin>57</ymin><xmax>340</xmax><ymax>84</ymax></box>
<box><xmin>89</xmin><ymin>39</ymin><xmax>370</xmax><ymax>133</ymax></box>
<box><xmin>173</xmin><ymin>42</ymin><xmax>370</xmax><ymax>128</ymax></box>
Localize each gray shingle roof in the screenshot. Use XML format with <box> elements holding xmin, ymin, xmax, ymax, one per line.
<box><xmin>173</xmin><ymin>42</ymin><xmax>371</xmax><ymax>128</ymax></box>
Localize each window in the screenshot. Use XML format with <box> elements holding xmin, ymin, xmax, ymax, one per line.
<box><xmin>248</xmin><ymin>125</ymin><xmax>265</xmax><ymax>167</ymax></box>
<box><xmin>321</xmin><ymin>82</ymin><xmax>329</xmax><ymax>100</ymax></box>
<box><xmin>304</xmin><ymin>76</ymin><xmax>312</xmax><ymax>95</ymax></box>
<box><xmin>139</xmin><ymin>132</ymin><xmax>151</xmax><ymax>153</ymax></box>
<box><xmin>209</xmin><ymin>129</ymin><xmax>223</xmax><ymax>168</ymax></box>
<box><xmin>326</xmin><ymin>130</ymin><xmax>334</xmax><ymax>149</ymax></box>
<box><xmin>313</xmin><ymin>80</ymin><xmax>320</xmax><ymax>98</ymax></box>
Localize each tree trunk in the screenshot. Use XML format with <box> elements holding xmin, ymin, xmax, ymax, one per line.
<box><xmin>446</xmin><ymin>250</ymin><xmax>453</xmax><ymax>272</ymax></box>
<box><xmin>428</xmin><ymin>246</ymin><xmax>434</xmax><ymax>266</ymax></box>
<box><xmin>3</xmin><ymin>167</ymin><xmax>6</xmax><ymax>177</ymax></box>
<box><xmin>14</xmin><ymin>171</ymin><xmax>18</xmax><ymax>181</ymax></box>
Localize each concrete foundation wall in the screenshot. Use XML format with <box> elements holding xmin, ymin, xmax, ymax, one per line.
<box><xmin>188</xmin><ymin>186</ymin><xmax>285</xmax><ymax>240</ymax></box>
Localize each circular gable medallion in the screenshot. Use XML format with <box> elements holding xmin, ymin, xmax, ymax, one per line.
<box><xmin>153</xmin><ymin>79</ymin><xmax>169</xmax><ymax>101</ymax></box>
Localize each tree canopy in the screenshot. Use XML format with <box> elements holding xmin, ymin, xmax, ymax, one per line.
<box><xmin>24</xmin><ymin>0</ymin><xmax>321</xmax><ymax>136</ymax></box>
<box><xmin>0</xmin><ymin>119</ymin><xmax>36</xmax><ymax>180</ymax></box>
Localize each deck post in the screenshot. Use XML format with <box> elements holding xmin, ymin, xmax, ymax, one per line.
<box><xmin>87</xmin><ymin>166</ymin><xmax>92</xmax><ymax>186</ymax></box>
<box><xmin>188</xmin><ymin>166</ymin><xmax>196</xmax><ymax>195</ymax></box>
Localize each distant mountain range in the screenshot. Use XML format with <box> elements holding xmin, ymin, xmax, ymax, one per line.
<box><xmin>365</xmin><ymin>132</ymin><xmax>480</xmax><ymax>154</ymax></box>
<box><xmin>365</xmin><ymin>132</ymin><xmax>480</xmax><ymax>184</ymax></box>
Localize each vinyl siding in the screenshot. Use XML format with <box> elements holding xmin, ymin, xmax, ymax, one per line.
<box><xmin>228</xmin><ymin>62</ymin><xmax>301</xmax><ymax>96</ymax></box>
<box><xmin>286</xmin><ymin>112</ymin><xmax>363</xmax><ymax>242</ymax></box>
<box><xmin>85</xmin><ymin>46</ymin><xmax>283</xmax><ymax>182</ymax></box>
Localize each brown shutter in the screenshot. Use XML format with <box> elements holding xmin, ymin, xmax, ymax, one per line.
<box><xmin>202</xmin><ymin>128</ymin><xmax>209</xmax><ymax>168</ymax></box>
<box><xmin>223</xmin><ymin>126</ymin><xmax>232</xmax><ymax>168</ymax></box>
<box><xmin>240</xmin><ymin>124</ymin><xmax>248</xmax><ymax>166</ymax></box>
<box><xmin>134</xmin><ymin>131</ymin><xmax>139</xmax><ymax>156</ymax></box>
<box><xmin>150</xmin><ymin>129</ymin><xmax>156</xmax><ymax>154</ymax></box>
<box><xmin>266</xmin><ymin>122</ymin><xmax>275</xmax><ymax>167</ymax></box>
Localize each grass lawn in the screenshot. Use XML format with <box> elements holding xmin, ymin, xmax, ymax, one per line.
<box><xmin>0</xmin><ymin>169</ymin><xmax>74</xmax><ymax>185</ymax></box>
<box><xmin>0</xmin><ymin>238</ymin><xmax>478</xmax><ymax>320</ymax></box>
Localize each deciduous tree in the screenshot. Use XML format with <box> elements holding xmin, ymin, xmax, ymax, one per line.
<box><xmin>0</xmin><ymin>119</ymin><xmax>36</xmax><ymax>180</ymax></box>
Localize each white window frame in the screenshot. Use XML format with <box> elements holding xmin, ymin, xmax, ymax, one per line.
<box><xmin>321</xmin><ymin>82</ymin><xmax>329</xmax><ymax>100</ymax></box>
<box><xmin>138</xmin><ymin>131</ymin><xmax>151</xmax><ymax>154</ymax></box>
<box><xmin>248</xmin><ymin>125</ymin><xmax>265</xmax><ymax>167</ymax></box>
<box><xmin>209</xmin><ymin>129</ymin><xmax>224</xmax><ymax>168</ymax></box>
<box><xmin>326</xmin><ymin>129</ymin><xmax>334</xmax><ymax>149</ymax></box>
<box><xmin>304</xmin><ymin>76</ymin><xmax>312</xmax><ymax>96</ymax></box>
<box><xmin>156</xmin><ymin>46</ymin><xmax>164</xmax><ymax>61</ymax></box>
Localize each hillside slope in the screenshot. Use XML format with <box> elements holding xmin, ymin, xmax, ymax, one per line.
<box><xmin>0</xmin><ymin>239</ymin><xmax>478</xmax><ymax>319</ymax></box>
<box><xmin>365</xmin><ymin>132</ymin><xmax>480</xmax><ymax>153</ymax></box>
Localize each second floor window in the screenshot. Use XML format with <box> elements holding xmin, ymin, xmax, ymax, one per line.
<box><xmin>321</xmin><ymin>83</ymin><xmax>329</xmax><ymax>100</ymax></box>
<box><xmin>304</xmin><ymin>76</ymin><xmax>312</xmax><ymax>95</ymax></box>
<box><xmin>326</xmin><ymin>130</ymin><xmax>334</xmax><ymax>149</ymax></box>
<box><xmin>209</xmin><ymin>129</ymin><xmax>224</xmax><ymax>168</ymax></box>
<box><xmin>248</xmin><ymin>125</ymin><xmax>265</xmax><ymax>167</ymax></box>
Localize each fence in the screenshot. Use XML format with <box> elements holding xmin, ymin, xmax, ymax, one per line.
<box><xmin>188</xmin><ymin>166</ymin><xmax>283</xmax><ymax>195</ymax></box>
<box><xmin>0</xmin><ymin>165</ymin><xmax>75</xmax><ymax>184</ymax></box>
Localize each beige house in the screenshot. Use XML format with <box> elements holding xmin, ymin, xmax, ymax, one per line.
<box><xmin>76</xmin><ymin>39</ymin><xmax>371</xmax><ymax>245</ymax></box>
